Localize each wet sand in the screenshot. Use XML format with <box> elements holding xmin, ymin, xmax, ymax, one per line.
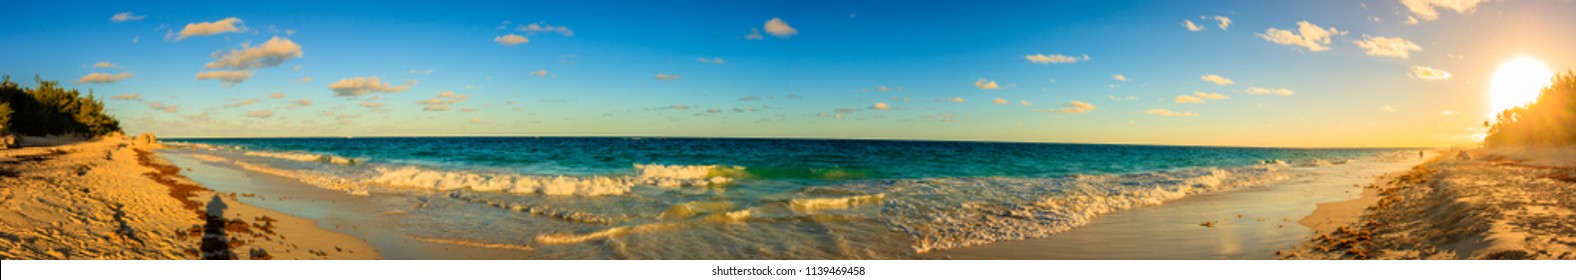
<box><xmin>937</xmin><ymin>152</ymin><xmax>1429</xmax><ymax>259</ymax></box>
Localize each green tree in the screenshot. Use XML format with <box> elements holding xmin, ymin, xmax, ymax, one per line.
<box><xmin>1485</xmin><ymin>71</ymin><xmax>1576</xmax><ymax>146</ymax></box>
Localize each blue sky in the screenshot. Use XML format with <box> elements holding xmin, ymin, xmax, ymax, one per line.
<box><xmin>3</xmin><ymin>0</ymin><xmax>1573</xmax><ymax>147</ymax></box>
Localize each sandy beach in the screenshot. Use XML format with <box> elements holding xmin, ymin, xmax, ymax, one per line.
<box><xmin>0</xmin><ymin>136</ymin><xmax>377</xmax><ymax>260</ymax></box>
<box><xmin>1283</xmin><ymin>147</ymin><xmax>1576</xmax><ymax>260</ymax></box>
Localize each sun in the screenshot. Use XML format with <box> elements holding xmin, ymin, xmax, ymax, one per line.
<box><xmin>1489</xmin><ymin>57</ymin><xmax>1555</xmax><ymax>114</ymax></box>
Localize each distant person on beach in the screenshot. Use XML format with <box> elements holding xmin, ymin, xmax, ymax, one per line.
<box><xmin>1419</xmin><ymin>150</ymin><xmax>1423</xmax><ymax>159</ymax></box>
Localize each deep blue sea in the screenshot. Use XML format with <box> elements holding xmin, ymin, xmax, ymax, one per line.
<box><xmin>164</xmin><ymin>137</ymin><xmax>1403</xmax><ymax>259</ymax></box>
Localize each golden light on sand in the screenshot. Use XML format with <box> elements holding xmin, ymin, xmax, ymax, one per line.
<box><xmin>1489</xmin><ymin>57</ymin><xmax>1555</xmax><ymax>114</ymax></box>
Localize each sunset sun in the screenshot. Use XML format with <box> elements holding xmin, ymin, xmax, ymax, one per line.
<box><xmin>1490</xmin><ymin>57</ymin><xmax>1555</xmax><ymax>113</ymax></box>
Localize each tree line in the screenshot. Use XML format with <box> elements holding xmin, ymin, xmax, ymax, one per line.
<box><xmin>1484</xmin><ymin>71</ymin><xmax>1576</xmax><ymax>146</ymax></box>
<box><xmin>0</xmin><ymin>75</ymin><xmax>122</xmax><ymax>138</ymax></box>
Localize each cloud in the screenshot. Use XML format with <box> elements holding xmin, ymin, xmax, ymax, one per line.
<box><xmin>743</xmin><ymin>29</ymin><xmax>764</xmax><ymax>40</ymax></box>
<box><xmin>1183</xmin><ymin>20</ymin><xmax>1205</xmax><ymax>31</ymax></box>
<box><xmin>409</xmin><ymin>69</ymin><xmax>434</xmax><ymax>75</ymax></box>
<box><xmin>494</xmin><ymin>34</ymin><xmax>528</xmax><ymax>46</ymax></box>
<box><xmin>245</xmin><ymin>109</ymin><xmax>275</xmax><ymax>119</ymax></box>
<box><xmin>1257</xmin><ymin>21</ymin><xmax>1345</xmax><ymax>52</ymax></box>
<box><xmin>470</xmin><ymin>118</ymin><xmax>486</xmax><ymax>124</ymax></box>
<box><xmin>147</xmin><ymin>102</ymin><xmax>179</xmax><ymax>113</ymax></box>
<box><xmin>204</xmin><ymin>37</ymin><xmax>303</xmax><ymax>69</ymax></box>
<box><xmin>1025</xmin><ymin>53</ymin><xmax>1089</xmax><ymax>64</ymax></box>
<box><xmin>949</xmin><ymin>97</ymin><xmax>966</xmax><ymax>103</ymax></box>
<box><xmin>78</xmin><ymin>72</ymin><xmax>134</xmax><ymax>84</ymax></box>
<box><xmin>670</xmin><ymin>105</ymin><xmax>690</xmax><ymax>110</ymax></box>
<box><xmin>1019</xmin><ymin>100</ymin><xmax>1030</xmax><ymax>106</ymax></box>
<box><xmin>93</xmin><ymin>61</ymin><xmax>121</xmax><ymax>69</ymax></box>
<box><xmin>297</xmin><ymin>77</ymin><xmax>313</xmax><ymax>83</ymax></box>
<box><xmin>1402</xmin><ymin>0</ymin><xmax>1482</xmax><ymax>21</ymax></box>
<box><xmin>176</xmin><ymin>17</ymin><xmax>246</xmax><ymax>40</ymax></box>
<box><xmin>514</xmin><ymin>22</ymin><xmax>574</xmax><ymax>37</ymax></box>
<box><xmin>418</xmin><ymin>91</ymin><xmax>469</xmax><ymax>111</ymax></box>
<box><xmin>112</xmin><ymin>93</ymin><xmax>142</xmax><ymax>101</ymax></box>
<box><xmin>1214</xmin><ymin>16</ymin><xmax>1232</xmax><ymax>30</ymax></box>
<box><xmin>329</xmin><ymin>77</ymin><xmax>412</xmax><ymax>96</ymax></box>
<box><xmin>1193</xmin><ymin>92</ymin><xmax>1228</xmax><ymax>100</ymax></box>
<box><xmin>292</xmin><ymin>99</ymin><xmax>313</xmax><ymax>107</ymax></box>
<box><xmin>992</xmin><ymin>98</ymin><xmax>1010</xmax><ymax>105</ymax></box>
<box><xmin>1146</xmin><ymin>109</ymin><xmax>1197</xmax><ymax>117</ymax></box>
<box><xmin>1440</xmin><ymin>110</ymin><xmax>1459</xmax><ymax>116</ymax></box>
<box><xmin>1200</xmin><ymin>74</ymin><xmax>1234</xmax><ymax>85</ymax></box>
<box><xmin>1045</xmin><ymin>101</ymin><xmax>1097</xmax><ymax>114</ymax></box>
<box><xmin>531</xmin><ymin>70</ymin><xmax>548</xmax><ymax>77</ymax></box>
<box><xmin>1353</xmin><ymin>35</ymin><xmax>1421</xmax><ymax>59</ymax></box>
<box><xmin>739</xmin><ymin>95</ymin><xmax>761</xmax><ymax>101</ymax></box>
<box><xmin>359</xmin><ymin>101</ymin><xmax>384</xmax><ymax>109</ymax></box>
<box><xmin>269</xmin><ymin>92</ymin><xmax>286</xmax><ymax>99</ymax></box>
<box><xmin>195</xmin><ymin>70</ymin><xmax>253</xmax><ymax>87</ymax></box>
<box><xmin>654</xmin><ymin>73</ymin><xmax>681</xmax><ymax>81</ymax></box>
<box><xmin>1409</xmin><ymin>65</ymin><xmax>1452</xmax><ymax>80</ymax></box>
<box><xmin>1380</xmin><ymin>105</ymin><xmax>1397</xmax><ymax>112</ymax></box>
<box><xmin>1175</xmin><ymin>95</ymin><xmax>1205</xmax><ymax>103</ymax></box>
<box><xmin>1244</xmin><ymin>87</ymin><xmax>1295</xmax><ymax>96</ymax></box>
<box><xmin>764</xmin><ymin>18</ymin><xmax>797</xmax><ymax>38</ymax></box>
<box><xmin>698</xmin><ymin>57</ymin><xmax>725</xmax><ymax>64</ymax></box>
<box><xmin>974</xmin><ymin>78</ymin><xmax>1000</xmax><ymax>90</ymax></box>
<box><xmin>1113</xmin><ymin>74</ymin><xmax>1127</xmax><ymax>81</ymax></box>
<box><xmin>872</xmin><ymin>102</ymin><xmax>891</xmax><ymax>110</ymax></box>
<box><xmin>110</xmin><ymin>12</ymin><xmax>146</xmax><ymax>23</ymax></box>
<box><xmin>225</xmin><ymin>98</ymin><xmax>261</xmax><ymax>108</ymax></box>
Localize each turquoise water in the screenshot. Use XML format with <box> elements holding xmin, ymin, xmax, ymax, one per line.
<box><xmin>164</xmin><ymin>137</ymin><xmax>1400</xmax><ymax>259</ymax></box>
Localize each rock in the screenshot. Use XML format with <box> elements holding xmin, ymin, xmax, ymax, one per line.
<box><xmin>0</xmin><ymin>133</ymin><xmax>13</xmax><ymax>149</ymax></box>
<box><xmin>134</xmin><ymin>133</ymin><xmax>157</xmax><ymax>146</ymax></box>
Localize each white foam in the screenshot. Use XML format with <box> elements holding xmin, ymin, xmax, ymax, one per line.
<box><xmin>186</xmin><ymin>153</ymin><xmax>370</xmax><ymax>195</ymax></box>
<box><xmin>368</xmin><ymin>165</ymin><xmax>733</xmax><ymax>196</ymax></box>
<box><xmin>789</xmin><ymin>193</ymin><xmax>885</xmax><ymax>212</ymax></box>
<box><xmin>243</xmin><ymin>150</ymin><xmax>358</xmax><ymax>165</ymax></box>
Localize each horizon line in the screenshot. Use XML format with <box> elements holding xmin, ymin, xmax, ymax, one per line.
<box><xmin>155</xmin><ymin>133</ymin><xmax>1446</xmax><ymax>150</ymax></box>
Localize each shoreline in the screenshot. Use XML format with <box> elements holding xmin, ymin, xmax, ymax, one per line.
<box><xmin>0</xmin><ymin>137</ymin><xmax>378</xmax><ymax>259</ymax></box>
<box><xmin>1282</xmin><ymin>147</ymin><xmax>1576</xmax><ymax>260</ymax></box>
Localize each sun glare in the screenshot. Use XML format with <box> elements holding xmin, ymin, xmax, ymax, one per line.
<box><xmin>1489</xmin><ymin>57</ymin><xmax>1555</xmax><ymax>114</ymax></box>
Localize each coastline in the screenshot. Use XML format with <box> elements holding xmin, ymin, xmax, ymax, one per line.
<box><xmin>0</xmin><ymin>137</ymin><xmax>378</xmax><ymax>259</ymax></box>
<box><xmin>1282</xmin><ymin>147</ymin><xmax>1576</xmax><ymax>260</ymax></box>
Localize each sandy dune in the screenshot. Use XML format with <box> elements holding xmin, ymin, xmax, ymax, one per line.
<box><xmin>0</xmin><ymin>137</ymin><xmax>378</xmax><ymax>259</ymax></box>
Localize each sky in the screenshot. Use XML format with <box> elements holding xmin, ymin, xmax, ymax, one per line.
<box><xmin>3</xmin><ymin>0</ymin><xmax>1574</xmax><ymax>147</ymax></box>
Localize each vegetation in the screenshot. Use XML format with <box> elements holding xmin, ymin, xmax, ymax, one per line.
<box><xmin>1485</xmin><ymin>71</ymin><xmax>1576</xmax><ymax>146</ymax></box>
<box><xmin>0</xmin><ymin>75</ymin><xmax>122</xmax><ymax>137</ymax></box>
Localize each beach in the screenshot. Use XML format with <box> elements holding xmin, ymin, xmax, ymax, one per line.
<box><xmin>0</xmin><ymin>136</ymin><xmax>377</xmax><ymax>259</ymax></box>
<box><xmin>1283</xmin><ymin>147</ymin><xmax>1576</xmax><ymax>260</ymax></box>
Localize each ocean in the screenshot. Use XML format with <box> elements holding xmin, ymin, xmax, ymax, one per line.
<box><xmin>162</xmin><ymin>137</ymin><xmax>1404</xmax><ymax>259</ymax></box>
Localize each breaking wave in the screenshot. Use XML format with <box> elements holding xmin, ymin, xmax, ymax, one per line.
<box><xmin>368</xmin><ymin>164</ymin><xmax>734</xmax><ymax>196</ymax></box>
<box><xmin>243</xmin><ymin>150</ymin><xmax>359</xmax><ymax>165</ymax></box>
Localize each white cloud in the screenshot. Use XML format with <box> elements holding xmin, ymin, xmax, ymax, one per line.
<box><xmin>974</xmin><ymin>78</ymin><xmax>1000</xmax><ymax>90</ymax></box>
<box><xmin>78</xmin><ymin>72</ymin><xmax>134</xmax><ymax>84</ymax></box>
<box><xmin>329</xmin><ymin>77</ymin><xmax>412</xmax><ymax>96</ymax></box>
<box><xmin>872</xmin><ymin>102</ymin><xmax>891</xmax><ymax>110</ymax></box>
<box><xmin>225</xmin><ymin>98</ymin><xmax>261</xmax><ymax>108</ymax></box>
<box><xmin>1113</xmin><ymin>74</ymin><xmax>1127</xmax><ymax>81</ymax></box>
<box><xmin>195</xmin><ymin>70</ymin><xmax>253</xmax><ymax>87</ymax></box>
<box><xmin>1214</xmin><ymin>16</ymin><xmax>1232</xmax><ymax>30</ymax></box>
<box><xmin>1410</xmin><ymin>65</ymin><xmax>1452</xmax><ymax>80</ymax></box>
<box><xmin>1257</xmin><ymin>21</ymin><xmax>1345</xmax><ymax>52</ymax></box>
<box><xmin>176</xmin><ymin>17</ymin><xmax>246</xmax><ymax>40</ymax></box>
<box><xmin>296</xmin><ymin>77</ymin><xmax>313</xmax><ymax>83</ymax></box>
<box><xmin>110</xmin><ymin>12</ymin><xmax>146</xmax><ymax>23</ymax></box>
<box><xmin>949</xmin><ymin>97</ymin><xmax>966</xmax><ymax>103</ymax></box>
<box><xmin>1193</xmin><ymin>92</ymin><xmax>1228</xmax><ymax>100</ymax></box>
<box><xmin>1244</xmin><ymin>87</ymin><xmax>1295</xmax><ymax>96</ymax></box>
<box><xmin>246</xmin><ymin>109</ymin><xmax>275</xmax><ymax>118</ymax></box>
<box><xmin>1175</xmin><ymin>95</ymin><xmax>1205</xmax><ymax>103</ymax></box>
<box><xmin>1401</xmin><ymin>0</ymin><xmax>1483</xmax><ymax>21</ymax></box>
<box><xmin>292</xmin><ymin>65</ymin><xmax>303</xmax><ymax>71</ymax></box>
<box><xmin>743</xmin><ymin>28</ymin><xmax>764</xmax><ymax>40</ymax></box>
<box><xmin>1146</xmin><ymin>109</ymin><xmax>1197</xmax><ymax>117</ymax></box>
<box><xmin>655</xmin><ymin>73</ymin><xmax>681</xmax><ymax>81</ymax></box>
<box><xmin>515</xmin><ymin>22</ymin><xmax>574</xmax><ymax>37</ymax></box>
<box><xmin>1019</xmin><ymin>100</ymin><xmax>1030</xmax><ymax>106</ymax></box>
<box><xmin>764</xmin><ymin>18</ymin><xmax>797</xmax><ymax>38</ymax></box>
<box><xmin>1353</xmin><ymin>35</ymin><xmax>1421</xmax><ymax>59</ymax></box>
<box><xmin>268</xmin><ymin>92</ymin><xmax>286</xmax><ymax>99</ymax></box>
<box><xmin>418</xmin><ymin>91</ymin><xmax>470</xmax><ymax>111</ymax></box>
<box><xmin>1183</xmin><ymin>20</ymin><xmax>1205</xmax><ymax>31</ymax></box>
<box><xmin>992</xmin><ymin>98</ymin><xmax>1010</xmax><ymax>104</ymax></box>
<box><xmin>670</xmin><ymin>105</ymin><xmax>690</xmax><ymax>110</ymax></box>
<box><xmin>93</xmin><ymin>61</ymin><xmax>121</xmax><ymax>69</ymax></box>
<box><xmin>359</xmin><ymin>101</ymin><xmax>384</xmax><ymax>109</ymax></box>
<box><xmin>204</xmin><ymin>37</ymin><xmax>303</xmax><ymax>70</ymax></box>
<box><xmin>494</xmin><ymin>34</ymin><xmax>528</xmax><ymax>46</ymax></box>
<box><xmin>1380</xmin><ymin>105</ymin><xmax>1397</xmax><ymax>112</ymax></box>
<box><xmin>1025</xmin><ymin>53</ymin><xmax>1089</xmax><ymax>64</ymax></box>
<box><xmin>531</xmin><ymin>69</ymin><xmax>548</xmax><ymax>77</ymax></box>
<box><xmin>698</xmin><ymin>57</ymin><xmax>725</xmax><ymax>64</ymax></box>
<box><xmin>470</xmin><ymin>118</ymin><xmax>486</xmax><ymax>124</ymax></box>
<box><xmin>112</xmin><ymin>93</ymin><xmax>142</xmax><ymax>101</ymax></box>
<box><xmin>1200</xmin><ymin>74</ymin><xmax>1234</xmax><ymax>85</ymax></box>
<box><xmin>409</xmin><ymin>69</ymin><xmax>434</xmax><ymax>75</ymax></box>
<box><xmin>292</xmin><ymin>99</ymin><xmax>313</xmax><ymax>107</ymax></box>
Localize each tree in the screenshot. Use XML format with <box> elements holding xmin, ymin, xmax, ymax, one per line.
<box><xmin>0</xmin><ymin>75</ymin><xmax>122</xmax><ymax>137</ymax></box>
<box><xmin>1484</xmin><ymin>71</ymin><xmax>1576</xmax><ymax>146</ymax></box>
